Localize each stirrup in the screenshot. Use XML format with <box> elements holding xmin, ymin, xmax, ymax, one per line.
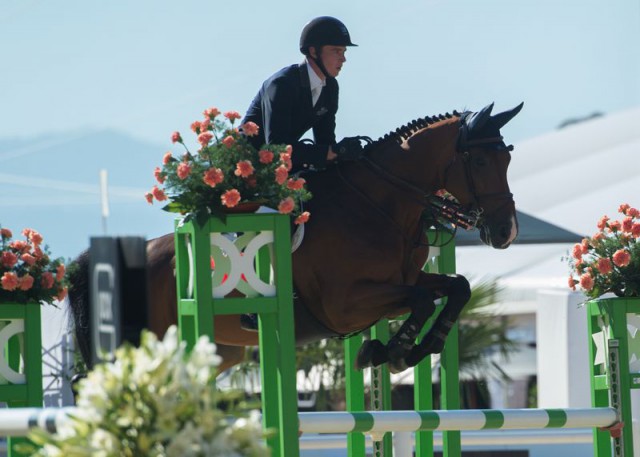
<box><xmin>240</xmin><ymin>313</ymin><xmax>259</xmax><ymax>332</ymax></box>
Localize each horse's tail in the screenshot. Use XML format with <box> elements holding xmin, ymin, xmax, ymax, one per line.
<box><xmin>67</xmin><ymin>249</ymin><xmax>93</xmax><ymax>369</ymax></box>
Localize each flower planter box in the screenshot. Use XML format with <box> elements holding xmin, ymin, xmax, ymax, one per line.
<box><xmin>0</xmin><ymin>302</ymin><xmax>43</xmax><ymax>404</ymax></box>
<box><xmin>0</xmin><ymin>302</ymin><xmax>43</xmax><ymax>457</ymax></box>
<box><xmin>587</xmin><ymin>297</ymin><xmax>640</xmax><ymax>457</ymax></box>
<box><xmin>174</xmin><ymin>213</ymin><xmax>299</xmax><ymax>457</ymax></box>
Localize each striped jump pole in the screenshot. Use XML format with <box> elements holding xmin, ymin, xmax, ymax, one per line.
<box><xmin>0</xmin><ymin>406</ymin><xmax>619</xmax><ymax>437</ymax></box>
<box><xmin>298</xmin><ymin>408</ymin><xmax>620</xmax><ymax>436</ymax></box>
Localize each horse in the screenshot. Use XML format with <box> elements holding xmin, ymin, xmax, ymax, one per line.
<box><xmin>69</xmin><ymin>102</ymin><xmax>522</xmax><ymax>375</ymax></box>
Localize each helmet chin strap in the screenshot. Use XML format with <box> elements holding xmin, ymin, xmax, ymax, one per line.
<box><xmin>309</xmin><ymin>48</ymin><xmax>333</xmax><ymax>80</ymax></box>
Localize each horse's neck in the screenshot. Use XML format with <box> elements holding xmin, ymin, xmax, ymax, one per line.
<box><xmin>370</xmin><ymin>118</ymin><xmax>459</xmax><ymax>193</ymax></box>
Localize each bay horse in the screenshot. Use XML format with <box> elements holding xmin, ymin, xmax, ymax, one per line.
<box><xmin>69</xmin><ymin>102</ymin><xmax>522</xmax><ymax>374</ymax></box>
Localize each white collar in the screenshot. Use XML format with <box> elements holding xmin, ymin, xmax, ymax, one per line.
<box><xmin>305</xmin><ymin>60</ymin><xmax>325</xmax><ymax>92</ymax></box>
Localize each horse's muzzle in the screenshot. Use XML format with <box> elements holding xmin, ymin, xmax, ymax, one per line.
<box><xmin>479</xmin><ymin>212</ymin><xmax>518</xmax><ymax>249</ymax></box>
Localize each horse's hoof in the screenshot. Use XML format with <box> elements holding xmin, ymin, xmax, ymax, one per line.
<box><xmin>355</xmin><ymin>340</ymin><xmax>388</xmax><ymax>370</ymax></box>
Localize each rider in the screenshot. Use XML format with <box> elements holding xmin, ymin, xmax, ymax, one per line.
<box><xmin>242</xmin><ymin>16</ymin><xmax>365</xmax><ymax>172</ymax></box>
<box><xmin>240</xmin><ymin>17</ymin><xmax>364</xmax><ymax>331</ymax></box>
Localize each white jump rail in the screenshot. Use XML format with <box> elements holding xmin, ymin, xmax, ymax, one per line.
<box><xmin>0</xmin><ymin>407</ymin><xmax>618</xmax><ymax>438</ymax></box>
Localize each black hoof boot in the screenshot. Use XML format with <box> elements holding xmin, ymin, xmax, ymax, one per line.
<box><xmin>240</xmin><ymin>313</ymin><xmax>259</xmax><ymax>332</ymax></box>
<box><xmin>355</xmin><ymin>339</ymin><xmax>388</xmax><ymax>370</ymax></box>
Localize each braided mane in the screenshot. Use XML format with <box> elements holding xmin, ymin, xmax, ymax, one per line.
<box><xmin>367</xmin><ymin>110</ymin><xmax>462</xmax><ymax>150</ymax></box>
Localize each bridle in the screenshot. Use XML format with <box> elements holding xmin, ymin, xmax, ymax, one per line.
<box><xmin>454</xmin><ymin>112</ymin><xmax>515</xmax><ymax>225</ymax></box>
<box><xmin>342</xmin><ymin>117</ymin><xmax>514</xmax><ymax>236</ymax></box>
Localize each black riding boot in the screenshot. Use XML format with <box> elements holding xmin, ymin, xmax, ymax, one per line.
<box><xmin>240</xmin><ymin>313</ymin><xmax>259</xmax><ymax>331</ymax></box>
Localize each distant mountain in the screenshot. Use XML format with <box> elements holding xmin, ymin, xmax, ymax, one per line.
<box><xmin>0</xmin><ymin>130</ymin><xmax>179</xmax><ymax>259</ymax></box>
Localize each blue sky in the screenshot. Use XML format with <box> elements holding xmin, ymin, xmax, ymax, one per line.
<box><xmin>1</xmin><ymin>0</ymin><xmax>639</xmax><ymax>258</ymax></box>
<box><xmin>2</xmin><ymin>0</ymin><xmax>638</xmax><ymax>142</ymax></box>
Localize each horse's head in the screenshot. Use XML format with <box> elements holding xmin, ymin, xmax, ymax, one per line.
<box><xmin>444</xmin><ymin>103</ymin><xmax>523</xmax><ymax>249</ymax></box>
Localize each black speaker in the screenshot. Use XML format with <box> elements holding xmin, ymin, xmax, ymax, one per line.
<box><xmin>88</xmin><ymin>237</ymin><xmax>148</xmax><ymax>365</ymax></box>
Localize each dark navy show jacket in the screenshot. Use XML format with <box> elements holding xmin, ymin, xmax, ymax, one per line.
<box><xmin>243</xmin><ymin>63</ymin><xmax>338</xmax><ymax>172</ymax></box>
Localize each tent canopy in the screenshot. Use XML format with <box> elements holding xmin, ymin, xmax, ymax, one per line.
<box><xmin>454</xmin><ymin>210</ymin><xmax>583</xmax><ymax>246</ymax></box>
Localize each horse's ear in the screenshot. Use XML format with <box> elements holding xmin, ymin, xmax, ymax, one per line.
<box><xmin>491</xmin><ymin>102</ymin><xmax>524</xmax><ymax>130</ymax></box>
<box><xmin>466</xmin><ymin>103</ymin><xmax>494</xmax><ymax>134</ymax></box>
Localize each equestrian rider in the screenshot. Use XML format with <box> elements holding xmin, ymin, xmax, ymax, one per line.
<box><xmin>242</xmin><ymin>16</ymin><xmax>365</xmax><ymax>173</ymax></box>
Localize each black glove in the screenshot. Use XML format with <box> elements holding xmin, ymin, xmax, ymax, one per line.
<box><xmin>334</xmin><ymin>137</ymin><xmax>365</xmax><ymax>161</ymax></box>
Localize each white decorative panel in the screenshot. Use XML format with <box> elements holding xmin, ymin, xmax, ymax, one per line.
<box><xmin>0</xmin><ymin>320</ymin><xmax>25</xmax><ymax>384</ymax></box>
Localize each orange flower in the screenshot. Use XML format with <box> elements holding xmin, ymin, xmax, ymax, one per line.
<box><xmin>568</xmin><ymin>276</ymin><xmax>578</xmax><ymax>291</ymax></box>
<box><xmin>190</xmin><ymin>120</ymin><xmax>202</xmax><ymax>133</ymax></box>
<box><xmin>579</xmin><ymin>273</ymin><xmax>594</xmax><ymax>291</ymax></box>
<box><xmin>203</xmin><ymin>168</ymin><xmax>224</xmax><ymax>187</ymax></box>
<box><xmin>224</xmin><ymin>111</ymin><xmax>242</xmax><ymax>121</ymax></box>
<box><xmin>163</xmin><ymin>152</ymin><xmax>173</xmax><ymax>164</ymax></box>
<box><xmin>0</xmin><ymin>228</ymin><xmax>12</xmax><ymax>238</ymax></box>
<box><xmin>171</xmin><ymin>131</ymin><xmax>182</xmax><ymax>143</ymax></box>
<box><xmin>241</xmin><ymin>121</ymin><xmax>259</xmax><ymax>137</ymax></box>
<box><xmin>221</xmin><ymin>189</ymin><xmax>241</xmax><ymax>208</ymax></box>
<box><xmin>596</xmin><ymin>216</ymin><xmax>609</xmax><ymax>230</ymax></box>
<box><xmin>275</xmin><ymin>165</ymin><xmax>288</xmax><ymax>185</ymax></box>
<box><xmin>198</xmin><ymin>132</ymin><xmax>213</xmax><ymax>148</ymax></box>
<box><xmin>1</xmin><ymin>272</ymin><xmax>18</xmax><ymax>291</ymax></box>
<box><xmin>21</xmin><ymin>253</ymin><xmax>36</xmax><ymax>266</ymax></box>
<box><xmin>571</xmin><ymin>243</ymin><xmax>583</xmax><ymax>260</ymax></box>
<box><xmin>9</xmin><ymin>241</ymin><xmax>29</xmax><ymax>254</ymax></box>
<box><xmin>280</xmin><ymin>152</ymin><xmax>292</xmax><ymax>171</ymax></box>
<box><xmin>287</xmin><ymin>178</ymin><xmax>306</xmax><ymax>190</ymax></box>
<box><xmin>259</xmin><ymin>150</ymin><xmax>274</xmax><ymax>164</ymax></box>
<box><xmin>177</xmin><ymin>162</ymin><xmax>192</xmax><ymax>180</ymax></box>
<box><xmin>222</xmin><ymin>135</ymin><xmax>235</xmax><ymax>148</ymax></box>
<box><xmin>278</xmin><ymin>197</ymin><xmax>295</xmax><ymax>214</ymax></box>
<box><xmin>18</xmin><ymin>274</ymin><xmax>34</xmax><ymax>291</ymax></box>
<box><xmin>596</xmin><ymin>258</ymin><xmax>612</xmax><ymax>275</ymax></box>
<box><xmin>234</xmin><ymin>160</ymin><xmax>255</xmax><ymax>178</ymax></box>
<box><xmin>619</xmin><ymin>203</ymin><xmax>630</xmax><ymax>214</ymax></box>
<box><xmin>612</xmin><ymin>249</ymin><xmax>631</xmax><ymax>267</ymax></box>
<box><xmin>151</xmin><ymin>186</ymin><xmax>167</xmax><ymax>202</ymax></box>
<box><xmin>294</xmin><ymin>211</ymin><xmax>310</xmax><ymax>225</ymax></box>
<box><xmin>1</xmin><ymin>251</ymin><xmax>18</xmax><ymax>268</ymax></box>
<box><xmin>154</xmin><ymin>167</ymin><xmax>165</xmax><ymax>184</ymax></box>
<box><xmin>145</xmin><ymin>192</ymin><xmax>154</xmax><ymax>204</ymax></box>
<box><xmin>204</xmin><ymin>107</ymin><xmax>221</xmax><ymax>118</ymax></box>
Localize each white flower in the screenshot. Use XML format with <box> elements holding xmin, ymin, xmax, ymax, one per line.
<box><xmin>30</xmin><ymin>325</ymin><xmax>268</xmax><ymax>456</ymax></box>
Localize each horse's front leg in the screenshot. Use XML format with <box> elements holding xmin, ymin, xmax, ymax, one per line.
<box><xmin>355</xmin><ymin>284</ymin><xmax>436</xmax><ymax>371</ymax></box>
<box><xmin>404</xmin><ymin>273</ymin><xmax>471</xmax><ymax>367</ymax></box>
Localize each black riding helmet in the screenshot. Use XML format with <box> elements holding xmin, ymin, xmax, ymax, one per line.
<box><xmin>299</xmin><ymin>16</ymin><xmax>357</xmax><ymax>78</ymax></box>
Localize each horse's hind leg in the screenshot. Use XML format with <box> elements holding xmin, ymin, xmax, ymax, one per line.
<box><xmin>355</xmin><ymin>287</ymin><xmax>435</xmax><ymax>371</ymax></box>
<box><xmin>405</xmin><ymin>274</ymin><xmax>471</xmax><ymax>367</ymax></box>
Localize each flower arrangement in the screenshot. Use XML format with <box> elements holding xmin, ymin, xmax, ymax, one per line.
<box><xmin>567</xmin><ymin>203</ymin><xmax>640</xmax><ymax>299</ymax></box>
<box><xmin>147</xmin><ymin>107</ymin><xmax>311</xmax><ymax>226</ymax></box>
<box><xmin>28</xmin><ymin>326</ymin><xmax>270</xmax><ymax>456</ymax></box>
<box><xmin>0</xmin><ymin>226</ymin><xmax>68</xmax><ymax>305</ymax></box>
